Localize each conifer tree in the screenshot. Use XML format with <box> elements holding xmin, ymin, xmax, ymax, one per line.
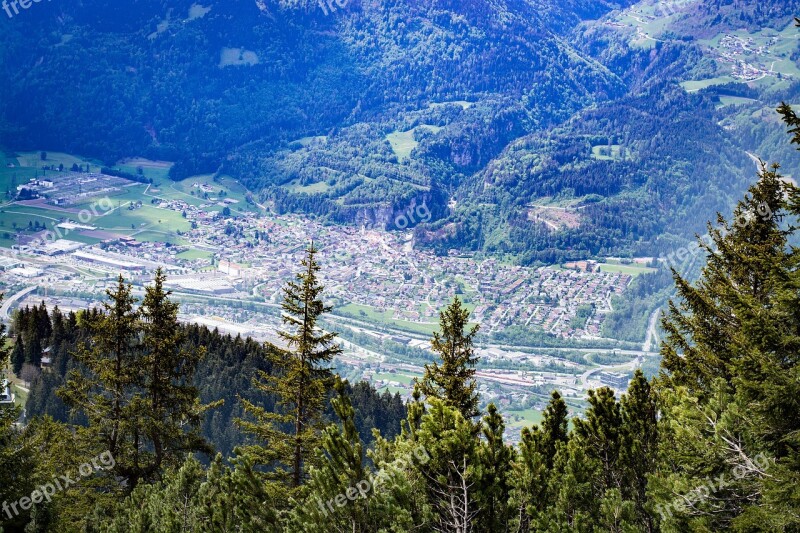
<box><xmin>290</xmin><ymin>377</ymin><xmax>398</xmax><ymax>532</ymax></box>
<box><xmin>417</xmin><ymin>296</ymin><xmax>480</xmax><ymax>420</ymax></box>
<box><xmin>574</xmin><ymin>387</ymin><xmax>622</xmax><ymax>493</ymax></box>
<box><xmin>416</xmin><ymin>398</ymin><xmax>479</xmax><ymax>532</ymax></box>
<box><xmin>619</xmin><ymin>370</ymin><xmax>658</xmax><ymax>532</ymax></box>
<box><xmin>654</xmin><ymin>136</ymin><xmax>800</xmax><ymax>528</ymax></box>
<box><xmin>0</xmin><ymin>294</ymin><xmax>38</xmax><ymax>531</ymax></box>
<box><xmin>138</xmin><ymin>268</ymin><xmax>214</xmax><ymax>486</ymax></box>
<box><xmin>542</xmin><ymin>437</ymin><xmax>598</xmax><ymax>531</ymax></box>
<box><xmin>11</xmin><ymin>335</ymin><xmax>24</xmax><ymax>376</ymax></box>
<box><xmin>58</xmin><ymin>276</ymin><xmax>144</xmax><ymax>489</ymax></box>
<box><xmin>475</xmin><ymin>403</ymin><xmax>512</xmax><ymax>532</ymax></box>
<box><xmin>239</xmin><ymin>243</ymin><xmax>341</xmax><ymax>489</ymax></box>
<box><xmin>510</xmin><ymin>424</ymin><xmax>547</xmax><ymax>533</ymax></box>
<box><xmin>660</xmin><ymin>163</ymin><xmax>791</xmax><ymax>395</ymax></box>
<box><xmin>540</xmin><ymin>390</ymin><xmax>569</xmax><ymax>469</ymax></box>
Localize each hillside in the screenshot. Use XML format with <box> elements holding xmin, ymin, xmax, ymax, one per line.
<box><xmin>1</xmin><ymin>0</ymin><xmax>799</xmax><ymax>261</ymax></box>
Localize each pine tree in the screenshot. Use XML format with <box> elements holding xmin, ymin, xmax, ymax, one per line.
<box><xmin>138</xmin><ymin>268</ymin><xmax>215</xmax><ymax>486</ymax></box>
<box><xmin>475</xmin><ymin>403</ymin><xmax>512</xmax><ymax>532</ymax></box>
<box><xmin>574</xmin><ymin>387</ymin><xmax>622</xmax><ymax>494</ymax></box>
<box><xmin>417</xmin><ymin>296</ymin><xmax>480</xmax><ymax>420</ymax></box>
<box><xmin>58</xmin><ymin>276</ymin><xmax>144</xmax><ymax>490</ymax></box>
<box><xmin>510</xmin><ymin>424</ymin><xmax>547</xmax><ymax>533</ymax></box>
<box><xmin>541</xmin><ymin>437</ymin><xmax>598</xmax><ymax>532</ymax></box>
<box><xmin>239</xmin><ymin>243</ymin><xmax>341</xmax><ymax>489</ymax></box>
<box><xmin>619</xmin><ymin>370</ymin><xmax>658</xmax><ymax>532</ymax></box>
<box><xmin>540</xmin><ymin>390</ymin><xmax>569</xmax><ymax>469</ymax></box>
<box><xmin>510</xmin><ymin>390</ymin><xmax>571</xmax><ymax>531</ymax></box>
<box><xmin>654</xmin><ymin>146</ymin><xmax>800</xmax><ymax>527</ymax></box>
<box><xmin>416</xmin><ymin>398</ymin><xmax>479</xmax><ymax>532</ymax></box>
<box><xmin>290</xmin><ymin>377</ymin><xmax>387</xmax><ymax>532</ymax></box>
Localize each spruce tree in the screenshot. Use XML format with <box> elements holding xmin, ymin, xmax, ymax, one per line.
<box><xmin>654</xmin><ymin>135</ymin><xmax>800</xmax><ymax>528</ymax></box>
<box><xmin>139</xmin><ymin>268</ymin><xmax>214</xmax><ymax>486</ymax></box>
<box><xmin>417</xmin><ymin>296</ymin><xmax>480</xmax><ymax>420</ymax></box>
<box><xmin>58</xmin><ymin>275</ymin><xmax>144</xmax><ymax>489</ymax></box>
<box><xmin>11</xmin><ymin>335</ymin><xmax>24</xmax><ymax>376</ymax></box>
<box><xmin>290</xmin><ymin>377</ymin><xmax>392</xmax><ymax>532</ymax></box>
<box><xmin>239</xmin><ymin>243</ymin><xmax>341</xmax><ymax>489</ymax></box>
<box><xmin>660</xmin><ymin>164</ymin><xmax>791</xmax><ymax>395</ymax></box>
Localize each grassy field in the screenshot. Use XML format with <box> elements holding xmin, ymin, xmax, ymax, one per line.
<box><xmin>177</xmin><ymin>248</ymin><xmax>214</xmax><ymax>261</ymax></box>
<box><xmin>335</xmin><ymin>302</ymin><xmax>442</xmax><ymax>337</ymax></box>
<box><xmin>372</xmin><ymin>372</ymin><xmax>419</xmax><ymax>386</ymax></box>
<box><xmin>717</xmin><ymin>95</ymin><xmax>757</xmax><ymax>108</ymax></box>
<box><xmin>0</xmin><ymin>149</ymin><xmax>265</xmax><ymax>250</ymax></box>
<box><xmin>591</xmin><ymin>144</ymin><xmax>626</xmax><ymax>161</ymax></box>
<box><xmin>598</xmin><ymin>262</ymin><xmax>657</xmax><ymax>276</ymax></box>
<box><xmin>680</xmin><ymin>76</ymin><xmax>737</xmax><ymax>92</ymax></box>
<box><xmin>168</xmin><ymin>174</ymin><xmax>259</xmax><ymax>214</ymax></box>
<box><xmin>92</xmin><ymin>204</ymin><xmax>191</xmax><ymax>233</ymax></box>
<box><xmin>15</xmin><ymin>151</ymin><xmax>102</xmax><ymax>172</ymax></box>
<box><xmin>285</xmin><ymin>180</ymin><xmax>331</xmax><ymax>194</ymax></box>
<box><xmin>505</xmin><ymin>408</ymin><xmax>544</xmax><ymax>428</ymax></box>
<box><xmin>428</xmin><ymin>101</ymin><xmax>473</xmax><ymax>110</ymax></box>
<box><xmin>387</xmin><ymin>125</ymin><xmax>443</xmax><ymax>162</ymax></box>
<box><xmin>294</xmin><ymin>135</ymin><xmax>327</xmax><ymax>147</ymax></box>
<box><xmin>113</xmin><ymin>157</ymin><xmax>173</xmax><ymax>182</ymax></box>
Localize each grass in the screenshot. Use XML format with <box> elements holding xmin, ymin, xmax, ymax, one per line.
<box><xmin>591</xmin><ymin>144</ymin><xmax>626</xmax><ymax>161</ymax></box>
<box><xmin>219</xmin><ymin>47</ymin><xmax>259</xmax><ymax>68</ymax></box>
<box><xmin>372</xmin><ymin>372</ymin><xmax>418</xmax><ymax>386</ymax></box>
<box><xmin>505</xmin><ymin>408</ymin><xmax>544</xmax><ymax>428</ymax></box>
<box><xmin>428</xmin><ymin>101</ymin><xmax>473</xmax><ymax>110</ymax></box>
<box><xmin>335</xmin><ymin>303</ymin><xmax>442</xmax><ymax>337</ymax></box>
<box><xmin>598</xmin><ymin>263</ymin><xmax>657</xmax><ymax>276</ymax></box>
<box><xmin>93</xmin><ymin>204</ymin><xmax>192</xmax><ymax>233</ymax></box>
<box><xmin>717</xmin><ymin>96</ymin><xmax>757</xmax><ymax>108</ymax></box>
<box><xmin>169</xmin><ymin>174</ymin><xmax>260</xmax><ymax>213</ymax></box>
<box><xmin>680</xmin><ymin>76</ymin><xmax>737</xmax><ymax>92</ymax></box>
<box><xmin>60</xmin><ymin>234</ymin><xmax>104</xmax><ymax>245</ymax></box>
<box><xmin>338</xmin><ymin>303</ymin><xmax>395</xmax><ymax>322</ymax></box>
<box><xmin>294</xmin><ymin>135</ymin><xmax>327</xmax><ymax>147</ymax></box>
<box><xmin>12</xmin><ymin>383</ymin><xmax>28</xmax><ymax>408</ymax></box>
<box><xmin>387</xmin><ymin>125</ymin><xmax>443</xmax><ymax>162</ymax></box>
<box><xmin>177</xmin><ymin>248</ymin><xmax>214</xmax><ymax>261</ymax></box>
<box><xmin>113</xmin><ymin>157</ymin><xmax>173</xmax><ymax>182</ymax></box>
<box><xmin>132</xmin><ymin>230</ymin><xmax>190</xmax><ymax>245</ymax></box>
<box><xmin>15</xmin><ymin>151</ymin><xmax>102</xmax><ymax>172</ymax></box>
<box><xmin>286</xmin><ymin>180</ymin><xmax>331</xmax><ymax>194</ymax></box>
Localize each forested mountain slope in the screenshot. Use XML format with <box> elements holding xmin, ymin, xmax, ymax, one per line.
<box><xmin>1</xmin><ymin>0</ymin><xmax>799</xmax><ymax>260</ymax></box>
